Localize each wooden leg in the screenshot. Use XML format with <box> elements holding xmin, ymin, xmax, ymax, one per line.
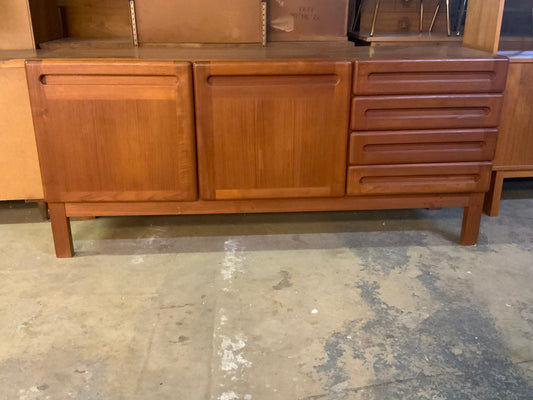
<box><xmin>483</xmin><ymin>171</ymin><xmax>504</xmax><ymax>216</ymax></box>
<box><xmin>460</xmin><ymin>194</ymin><xmax>484</xmax><ymax>246</ymax></box>
<box><xmin>48</xmin><ymin>203</ymin><xmax>74</xmax><ymax>258</ymax></box>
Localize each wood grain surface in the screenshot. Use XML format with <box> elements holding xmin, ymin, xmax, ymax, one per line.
<box><xmin>27</xmin><ymin>0</ymin><xmax>63</xmax><ymax>47</ymax></box>
<box><xmin>353</xmin><ymin>59</ymin><xmax>509</xmax><ymax>95</ymax></box>
<box><xmin>26</xmin><ymin>60</ymin><xmax>198</xmax><ymax>202</ymax></box>
<box><xmin>493</xmin><ymin>62</ymin><xmax>533</xmax><ymax>168</ymax></box>
<box><xmin>0</xmin><ymin>61</ymin><xmax>43</xmax><ymax>200</ymax></box>
<box><xmin>349</xmin><ymin>129</ymin><xmax>498</xmax><ymax>165</ymax></box>
<box><xmin>17</xmin><ymin>47</ymin><xmax>510</xmax><ymax>255</ymax></box>
<box><xmin>48</xmin><ymin>202</ymin><xmax>74</xmax><ymax>258</ymax></box>
<box><xmin>351</xmin><ymin>94</ymin><xmax>504</xmax><ymax>131</ymax></box>
<box><xmin>64</xmin><ymin>194</ymin><xmax>474</xmax><ymax>217</ymax></box>
<box><xmin>135</xmin><ymin>0</ymin><xmax>262</xmax><ymax>44</ymax></box>
<box><xmin>0</xmin><ymin>0</ymin><xmax>35</xmax><ymax>50</ymax></box>
<box><xmin>347</xmin><ymin>162</ymin><xmax>492</xmax><ymax>195</ymax></box>
<box><xmin>463</xmin><ymin>0</ymin><xmax>505</xmax><ymax>53</ymax></box>
<box><xmin>194</xmin><ymin>60</ymin><xmax>352</xmax><ymax>200</ymax></box>
<box><xmin>484</xmin><ymin>61</ymin><xmax>533</xmax><ymax>216</ymax></box>
<box><xmin>56</xmin><ymin>0</ymin><xmax>131</xmax><ymax>39</ymax></box>
<box><xmin>0</xmin><ymin>42</ymin><xmax>508</xmax><ymax>63</ymax></box>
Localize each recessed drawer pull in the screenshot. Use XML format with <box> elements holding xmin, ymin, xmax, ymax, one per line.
<box><xmin>39</xmin><ymin>74</ymin><xmax>180</xmax><ymax>101</ymax></box>
<box><xmin>349</xmin><ymin>129</ymin><xmax>498</xmax><ymax>165</ymax></box>
<box><xmin>363</xmin><ymin>142</ymin><xmax>485</xmax><ymax>153</ymax></box>
<box><xmin>367</xmin><ymin>71</ymin><xmax>496</xmax><ymax>84</ymax></box>
<box><xmin>40</xmin><ymin>74</ymin><xmax>178</xmax><ymax>86</ymax></box>
<box><xmin>364</xmin><ymin>107</ymin><xmax>490</xmax><ymax>119</ymax></box>
<box><xmin>359</xmin><ymin>174</ymin><xmax>481</xmax><ymax>186</ymax></box>
<box><xmin>351</xmin><ymin>95</ymin><xmax>504</xmax><ymax>130</ymax></box>
<box><xmin>207</xmin><ymin>74</ymin><xmax>340</xmax><ymax>87</ymax></box>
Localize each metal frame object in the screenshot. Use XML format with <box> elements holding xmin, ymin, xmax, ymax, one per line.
<box><xmin>363</xmin><ymin>0</ymin><xmax>454</xmax><ymax>37</ymax></box>
<box><xmin>420</xmin><ymin>0</ymin><xmax>424</xmax><ymax>32</ymax></box>
<box><xmin>455</xmin><ymin>0</ymin><xmax>468</xmax><ymax>36</ymax></box>
<box><xmin>370</xmin><ymin>0</ymin><xmax>381</xmax><ymax>37</ymax></box>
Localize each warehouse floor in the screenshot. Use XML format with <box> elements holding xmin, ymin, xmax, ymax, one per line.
<box><xmin>1</xmin><ymin>180</ymin><xmax>532</xmax><ymax>400</ymax></box>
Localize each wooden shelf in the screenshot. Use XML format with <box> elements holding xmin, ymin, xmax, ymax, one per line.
<box><xmin>39</xmin><ymin>37</ymin><xmax>134</xmax><ymax>50</ymax></box>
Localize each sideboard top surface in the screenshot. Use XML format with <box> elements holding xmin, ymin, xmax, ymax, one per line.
<box><xmin>0</xmin><ymin>42</ymin><xmax>508</xmax><ymax>63</ymax></box>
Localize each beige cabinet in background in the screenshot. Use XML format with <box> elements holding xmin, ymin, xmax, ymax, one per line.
<box><xmin>0</xmin><ymin>60</ymin><xmax>43</xmax><ymax>200</ymax></box>
<box><xmin>0</xmin><ymin>0</ymin><xmax>43</xmax><ymax>201</ymax></box>
<box><xmin>0</xmin><ymin>0</ymin><xmax>35</xmax><ymax>50</ymax></box>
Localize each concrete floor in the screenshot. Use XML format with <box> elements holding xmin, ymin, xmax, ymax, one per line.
<box><xmin>1</xmin><ymin>180</ymin><xmax>532</xmax><ymax>400</ymax></box>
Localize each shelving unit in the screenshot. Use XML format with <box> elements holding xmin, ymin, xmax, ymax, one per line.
<box><xmin>461</xmin><ymin>0</ymin><xmax>533</xmax><ymax>216</ymax></box>
<box><xmin>28</xmin><ymin>0</ymin><xmax>132</xmax><ymax>49</ymax></box>
<box><xmin>348</xmin><ymin>0</ymin><xmax>469</xmax><ymax>46</ymax></box>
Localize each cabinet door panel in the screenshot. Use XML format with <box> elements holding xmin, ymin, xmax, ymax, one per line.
<box><xmin>194</xmin><ymin>61</ymin><xmax>352</xmax><ymax>200</ymax></box>
<box><xmin>26</xmin><ymin>61</ymin><xmax>197</xmax><ymax>202</ymax></box>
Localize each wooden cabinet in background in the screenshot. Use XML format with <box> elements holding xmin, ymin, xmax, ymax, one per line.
<box><xmin>494</xmin><ymin>62</ymin><xmax>533</xmax><ymax>167</ymax></box>
<box><xmin>459</xmin><ymin>0</ymin><xmax>533</xmax><ymax>216</ymax></box>
<box><xmin>484</xmin><ymin>60</ymin><xmax>533</xmax><ymax>215</ymax></box>
<box><xmin>194</xmin><ymin>61</ymin><xmax>352</xmax><ymax>200</ymax></box>
<box><xmin>0</xmin><ymin>0</ymin><xmax>44</xmax><ymax>201</ymax></box>
<box><xmin>0</xmin><ymin>0</ymin><xmax>35</xmax><ymax>50</ymax></box>
<box><xmin>0</xmin><ymin>59</ymin><xmax>43</xmax><ymax>201</ymax></box>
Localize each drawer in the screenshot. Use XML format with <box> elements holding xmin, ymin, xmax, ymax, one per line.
<box><xmin>351</xmin><ymin>94</ymin><xmax>503</xmax><ymax>131</ymax></box>
<box><xmin>349</xmin><ymin>129</ymin><xmax>498</xmax><ymax>165</ymax></box>
<box><xmin>353</xmin><ymin>59</ymin><xmax>508</xmax><ymax>95</ymax></box>
<box><xmin>347</xmin><ymin>162</ymin><xmax>492</xmax><ymax>195</ymax></box>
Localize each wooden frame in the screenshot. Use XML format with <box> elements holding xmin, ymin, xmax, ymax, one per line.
<box><xmin>49</xmin><ymin>193</ymin><xmax>485</xmax><ymax>257</ymax></box>
<box><xmin>484</xmin><ymin>170</ymin><xmax>533</xmax><ymax>216</ymax></box>
<box><xmin>463</xmin><ymin>0</ymin><xmax>506</xmax><ymax>54</ymax></box>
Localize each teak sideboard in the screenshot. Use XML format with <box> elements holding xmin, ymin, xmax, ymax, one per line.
<box><xmin>23</xmin><ymin>43</ymin><xmax>509</xmax><ymax>257</ymax></box>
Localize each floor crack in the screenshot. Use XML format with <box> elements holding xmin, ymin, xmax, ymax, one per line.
<box><xmin>299</xmin><ymin>371</ymin><xmax>465</xmax><ymax>400</ymax></box>
<box><xmin>515</xmin><ymin>359</ymin><xmax>533</xmax><ymax>365</ymax></box>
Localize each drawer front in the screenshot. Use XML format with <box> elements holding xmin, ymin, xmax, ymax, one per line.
<box><xmin>349</xmin><ymin>129</ymin><xmax>498</xmax><ymax>165</ymax></box>
<box><xmin>347</xmin><ymin>162</ymin><xmax>492</xmax><ymax>195</ymax></box>
<box><xmin>353</xmin><ymin>59</ymin><xmax>509</xmax><ymax>95</ymax></box>
<box><xmin>351</xmin><ymin>94</ymin><xmax>504</xmax><ymax>131</ymax></box>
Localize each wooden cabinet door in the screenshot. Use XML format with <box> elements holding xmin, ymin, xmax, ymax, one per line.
<box><xmin>26</xmin><ymin>61</ymin><xmax>197</xmax><ymax>202</ymax></box>
<box><xmin>194</xmin><ymin>61</ymin><xmax>352</xmax><ymax>200</ymax></box>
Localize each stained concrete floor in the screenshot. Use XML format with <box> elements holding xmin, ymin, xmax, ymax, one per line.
<box><xmin>1</xmin><ymin>180</ymin><xmax>533</xmax><ymax>400</ymax></box>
